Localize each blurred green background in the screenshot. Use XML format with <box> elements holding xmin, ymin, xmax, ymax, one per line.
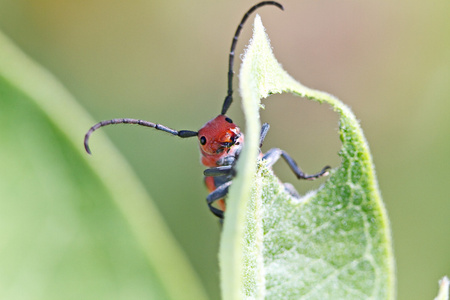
<box><xmin>0</xmin><ymin>0</ymin><xmax>449</xmax><ymax>299</ymax></box>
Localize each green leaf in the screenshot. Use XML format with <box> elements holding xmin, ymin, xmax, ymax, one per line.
<box><xmin>435</xmin><ymin>277</ymin><xmax>449</xmax><ymax>300</ymax></box>
<box><xmin>0</xmin><ymin>31</ymin><xmax>208</xmax><ymax>300</ymax></box>
<box><xmin>219</xmin><ymin>15</ymin><xmax>395</xmax><ymax>300</ymax></box>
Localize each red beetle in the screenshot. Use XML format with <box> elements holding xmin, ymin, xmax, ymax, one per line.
<box><xmin>84</xmin><ymin>1</ymin><xmax>330</xmax><ymax>219</ymax></box>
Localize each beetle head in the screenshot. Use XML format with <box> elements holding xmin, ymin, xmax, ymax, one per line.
<box><xmin>197</xmin><ymin>115</ymin><xmax>244</xmax><ymax>167</ymax></box>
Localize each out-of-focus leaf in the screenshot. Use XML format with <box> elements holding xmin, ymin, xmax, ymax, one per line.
<box><xmin>0</xmin><ymin>31</ymin><xmax>207</xmax><ymax>300</ymax></box>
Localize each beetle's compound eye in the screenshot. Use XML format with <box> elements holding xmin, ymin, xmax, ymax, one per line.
<box><xmin>225</xmin><ymin>117</ymin><xmax>233</xmax><ymax>123</ymax></box>
<box><xmin>200</xmin><ymin>136</ymin><xmax>207</xmax><ymax>145</ymax></box>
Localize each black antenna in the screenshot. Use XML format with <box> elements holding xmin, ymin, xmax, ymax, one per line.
<box><xmin>84</xmin><ymin>118</ymin><xmax>197</xmax><ymax>154</ymax></box>
<box><xmin>221</xmin><ymin>1</ymin><xmax>284</xmax><ymax>115</ymax></box>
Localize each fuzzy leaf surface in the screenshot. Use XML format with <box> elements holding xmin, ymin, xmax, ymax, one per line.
<box><xmin>220</xmin><ymin>15</ymin><xmax>395</xmax><ymax>300</ymax></box>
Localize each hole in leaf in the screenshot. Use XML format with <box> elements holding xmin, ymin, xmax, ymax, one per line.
<box><xmin>260</xmin><ymin>93</ymin><xmax>341</xmax><ymax>195</ymax></box>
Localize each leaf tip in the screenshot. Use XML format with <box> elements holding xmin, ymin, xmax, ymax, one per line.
<box><xmin>435</xmin><ymin>276</ymin><xmax>450</xmax><ymax>300</ymax></box>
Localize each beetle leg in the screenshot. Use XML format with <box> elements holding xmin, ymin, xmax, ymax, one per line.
<box><xmin>206</xmin><ymin>181</ymin><xmax>232</xmax><ymax>219</ymax></box>
<box><xmin>262</xmin><ymin>148</ymin><xmax>331</xmax><ymax>180</ymax></box>
<box><xmin>216</xmin><ymin>155</ymin><xmax>237</xmax><ymax>166</ymax></box>
<box><xmin>259</xmin><ymin>123</ymin><xmax>270</xmax><ymax>148</ymax></box>
<box><xmin>203</xmin><ymin>165</ymin><xmax>233</xmax><ymax>177</ymax></box>
<box><xmin>283</xmin><ymin>182</ymin><xmax>300</xmax><ymax>199</ymax></box>
<box><xmin>209</xmin><ymin>206</ymin><xmax>224</xmax><ymax>219</ymax></box>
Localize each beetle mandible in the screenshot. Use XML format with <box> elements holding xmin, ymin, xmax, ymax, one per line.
<box><xmin>84</xmin><ymin>1</ymin><xmax>331</xmax><ymax>219</ymax></box>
